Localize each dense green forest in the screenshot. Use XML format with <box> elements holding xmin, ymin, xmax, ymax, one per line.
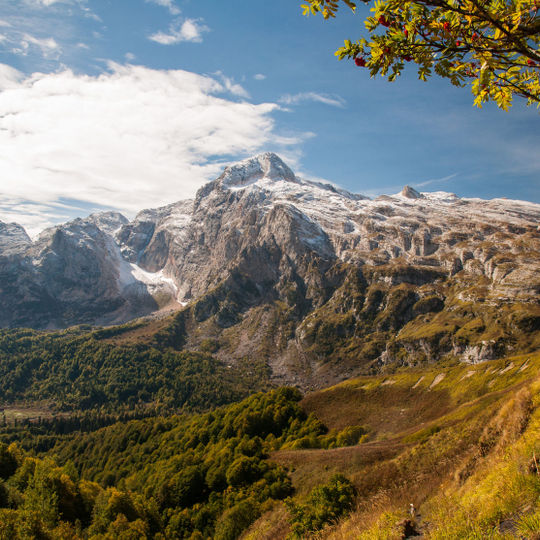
<box><xmin>1</xmin><ymin>324</ymin><xmax>539</xmax><ymax>538</ymax></box>
<box><xmin>0</xmin><ymin>324</ymin><xmax>268</xmax><ymax>414</ymax></box>
<box><xmin>0</xmin><ymin>388</ymin><xmax>362</xmax><ymax>539</ymax></box>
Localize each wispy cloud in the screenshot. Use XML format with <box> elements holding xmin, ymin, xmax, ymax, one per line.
<box><xmin>0</xmin><ymin>0</ymin><xmax>100</xmax><ymax>65</ymax></box>
<box><xmin>149</xmin><ymin>18</ymin><xmax>209</xmax><ymax>45</ymax></box>
<box><xmin>214</xmin><ymin>71</ymin><xmax>250</xmax><ymax>99</ymax></box>
<box><xmin>279</xmin><ymin>92</ymin><xmax>346</xmax><ymax>108</ymax></box>
<box><xmin>414</xmin><ymin>173</ymin><xmax>458</xmax><ymax>188</ymax></box>
<box><xmin>33</xmin><ymin>0</ymin><xmax>66</xmax><ymax>5</ymax></box>
<box><xmin>26</xmin><ymin>0</ymin><xmax>92</xmax><ymax>10</ymax></box>
<box><xmin>0</xmin><ymin>64</ymin><xmax>24</xmax><ymax>89</ymax></box>
<box><xmin>145</xmin><ymin>0</ymin><xmax>181</xmax><ymax>15</ymax></box>
<box><xmin>254</xmin><ymin>74</ymin><xmax>266</xmax><ymax>81</ymax></box>
<box><xmin>0</xmin><ymin>63</ymin><xmax>307</xmax><ymax>236</ymax></box>
<box><xmin>19</xmin><ymin>33</ymin><xmax>60</xmax><ymax>57</ymax></box>
<box><xmin>81</xmin><ymin>6</ymin><xmax>102</xmax><ymax>22</ymax></box>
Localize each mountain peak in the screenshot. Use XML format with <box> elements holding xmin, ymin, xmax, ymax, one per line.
<box><xmin>401</xmin><ymin>185</ymin><xmax>423</xmax><ymax>199</ymax></box>
<box><xmin>86</xmin><ymin>211</ymin><xmax>129</xmax><ymax>236</ymax></box>
<box><xmin>218</xmin><ymin>152</ymin><xmax>298</xmax><ymax>189</ymax></box>
<box><xmin>0</xmin><ymin>220</ymin><xmax>31</xmax><ymax>253</ymax></box>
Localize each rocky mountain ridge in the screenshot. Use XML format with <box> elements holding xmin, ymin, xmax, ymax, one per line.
<box><xmin>1</xmin><ymin>153</ymin><xmax>539</xmax><ymax>386</ymax></box>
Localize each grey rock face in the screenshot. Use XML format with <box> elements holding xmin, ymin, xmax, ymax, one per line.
<box><xmin>0</xmin><ymin>221</ymin><xmax>31</xmax><ymax>255</ymax></box>
<box><xmin>0</xmin><ymin>213</ymin><xmax>158</xmax><ymax>328</ymax></box>
<box><xmin>0</xmin><ymin>153</ymin><xmax>538</xmax><ymax>351</ymax></box>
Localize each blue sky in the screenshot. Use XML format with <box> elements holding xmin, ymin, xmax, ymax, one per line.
<box><xmin>0</xmin><ymin>0</ymin><xmax>538</xmax><ymax>236</ymax></box>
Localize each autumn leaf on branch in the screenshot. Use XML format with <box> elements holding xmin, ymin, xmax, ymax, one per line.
<box><xmin>302</xmin><ymin>0</ymin><xmax>540</xmax><ymax>109</ymax></box>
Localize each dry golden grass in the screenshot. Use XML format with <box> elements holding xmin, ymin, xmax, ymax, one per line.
<box><xmin>301</xmin><ymin>382</ymin><xmax>452</xmax><ymax>435</ymax></box>
<box><xmin>240</xmin><ymin>503</ymin><xmax>290</xmax><ymax>540</ymax></box>
<box><xmin>254</xmin><ymin>351</ymin><xmax>540</xmax><ymax>538</ymax></box>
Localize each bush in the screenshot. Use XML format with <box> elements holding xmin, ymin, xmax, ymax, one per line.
<box><xmin>226</xmin><ymin>456</ymin><xmax>261</xmax><ymax>487</ymax></box>
<box><xmin>336</xmin><ymin>425</ymin><xmax>367</xmax><ymax>447</ymax></box>
<box><xmin>287</xmin><ymin>474</ymin><xmax>356</xmax><ymax>538</ymax></box>
<box><xmin>214</xmin><ymin>498</ymin><xmax>260</xmax><ymax>540</ymax></box>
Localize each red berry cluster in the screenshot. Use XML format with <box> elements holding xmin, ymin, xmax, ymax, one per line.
<box><xmin>355</xmin><ymin>56</ymin><xmax>367</xmax><ymax>67</ymax></box>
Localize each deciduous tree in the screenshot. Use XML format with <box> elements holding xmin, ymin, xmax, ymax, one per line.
<box><xmin>302</xmin><ymin>0</ymin><xmax>540</xmax><ymax>109</ymax></box>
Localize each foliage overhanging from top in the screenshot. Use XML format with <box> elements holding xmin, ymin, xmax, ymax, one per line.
<box><xmin>302</xmin><ymin>0</ymin><xmax>540</xmax><ymax>109</ymax></box>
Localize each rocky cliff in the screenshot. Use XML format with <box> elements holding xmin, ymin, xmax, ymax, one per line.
<box><xmin>1</xmin><ymin>153</ymin><xmax>539</xmax><ymax>386</ymax></box>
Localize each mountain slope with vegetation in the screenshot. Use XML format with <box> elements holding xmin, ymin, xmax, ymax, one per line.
<box><xmin>248</xmin><ymin>351</ymin><xmax>540</xmax><ymax>539</ymax></box>
<box><xmin>0</xmin><ymin>324</ymin><xmax>269</xmax><ymax>418</ymax></box>
<box><xmin>0</xmin><ymin>351</ymin><xmax>538</xmax><ymax>539</ymax></box>
<box><xmin>0</xmin><ymin>154</ymin><xmax>539</xmax><ymax>539</ymax></box>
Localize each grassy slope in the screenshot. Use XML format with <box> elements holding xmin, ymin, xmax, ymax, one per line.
<box><xmin>244</xmin><ymin>350</ymin><xmax>540</xmax><ymax>539</ymax></box>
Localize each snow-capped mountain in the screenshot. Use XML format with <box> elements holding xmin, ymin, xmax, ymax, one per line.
<box><xmin>116</xmin><ymin>152</ymin><xmax>540</xmax><ymax>305</ymax></box>
<box><xmin>0</xmin><ymin>153</ymin><xmax>538</xmax><ymax>385</ymax></box>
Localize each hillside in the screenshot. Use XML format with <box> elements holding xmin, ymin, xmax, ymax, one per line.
<box><xmin>0</xmin><ymin>351</ymin><xmax>538</xmax><ymax>539</ymax></box>
<box><xmin>248</xmin><ymin>351</ymin><xmax>540</xmax><ymax>538</ymax></box>
<box><xmin>0</xmin><ymin>324</ymin><xmax>269</xmax><ymax>417</ymax></box>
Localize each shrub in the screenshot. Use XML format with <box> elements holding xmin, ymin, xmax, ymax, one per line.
<box><xmin>336</xmin><ymin>425</ymin><xmax>367</xmax><ymax>446</ymax></box>
<box><xmin>287</xmin><ymin>474</ymin><xmax>356</xmax><ymax>538</ymax></box>
<box><xmin>214</xmin><ymin>498</ymin><xmax>260</xmax><ymax>540</ymax></box>
<box><xmin>226</xmin><ymin>456</ymin><xmax>261</xmax><ymax>487</ymax></box>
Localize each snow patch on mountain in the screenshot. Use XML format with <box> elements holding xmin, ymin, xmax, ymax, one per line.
<box><xmin>122</xmin><ymin>262</ymin><xmax>178</xmax><ymax>295</ymax></box>
<box><xmin>111</xmin><ymin>234</ymin><xmax>178</xmax><ymax>299</ymax></box>
<box><xmin>219</xmin><ymin>152</ymin><xmax>298</xmax><ymax>188</ymax></box>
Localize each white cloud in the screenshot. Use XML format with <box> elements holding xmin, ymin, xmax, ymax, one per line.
<box><xmin>279</xmin><ymin>92</ymin><xmax>346</xmax><ymax>108</ymax></box>
<box><xmin>254</xmin><ymin>74</ymin><xmax>266</xmax><ymax>81</ymax></box>
<box><xmin>27</xmin><ymin>0</ymin><xmax>79</xmax><ymax>6</ymax></box>
<box><xmin>0</xmin><ymin>64</ymin><xmax>24</xmax><ymax>89</ymax></box>
<box><xmin>15</xmin><ymin>33</ymin><xmax>60</xmax><ymax>58</ymax></box>
<box><xmin>0</xmin><ymin>63</ymin><xmax>306</xmax><ymax>236</ymax></box>
<box><xmin>125</xmin><ymin>52</ymin><xmax>136</xmax><ymax>61</ymax></box>
<box><xmin>149</xmin><ymin>18</ymin><xmax>208</xmax><ymax>45</ymax></box>
<box><xmin>34</xmin><ymin>0</ymin><xmax>64</xmax><ymax>5</ymax></box>
<box><xmin>80</xmin><ymin>5</ymin><xmax>101</xmax><ymax>22</ymax></box>
<box><xmin>23</xmin><ymin>33</ymin><xmax>59</xmax><ymax>51</ymax></box>
<box><xmin>214</xmin><ymin>71</ymin><xmax>249</xmax><ymax>99</ymax></box>
<box><xmin>145</xmin><ymin>0</ymin><xmax>181</xmax><ymax>15</ymax></box>
<box><xmin>0</xmin><ymin>200</ymin><xmax>72</xmax><ymax>239</ymax></box>
<box><xmin>1</xmin><ymin>0</ymin><xmax>100</xmax><ymax>63</ymax></box>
